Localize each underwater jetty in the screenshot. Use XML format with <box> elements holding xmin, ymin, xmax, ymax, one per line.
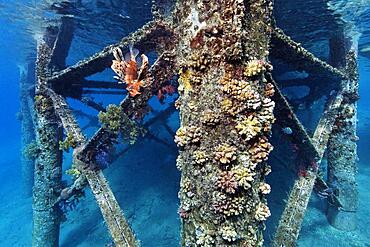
<box><xmin>19</xmin><ymin>0</ymin><xmax>359</xmax><ymax>246</ymax></box>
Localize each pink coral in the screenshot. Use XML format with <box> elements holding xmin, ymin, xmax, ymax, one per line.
<box><xmin>216</xmin><ymin>171</ymin><xmax>238</xmax><ymax>194</ymax></box>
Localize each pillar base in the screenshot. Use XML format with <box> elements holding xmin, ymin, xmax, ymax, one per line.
<box><xmin>327</xmin><ymin>206</ymin><xmax>357</xmax><ymax>231</ymax></box>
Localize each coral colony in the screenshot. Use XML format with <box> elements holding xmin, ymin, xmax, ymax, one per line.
<box><xmin>23</xmin><ymin>0</ymin><xmax>359</xmax><ymax>246</ymax></box>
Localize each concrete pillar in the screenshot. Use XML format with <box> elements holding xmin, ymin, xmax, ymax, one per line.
<box><xmin>174</xmin><ymin>0</ymin><xmax>275</xmax><ymax>245</ymax></box>
<box><xmin>20</xmin><ymin>62</ymin><xmax>36</xmax><ymax>197</ymax></box>
<box><xmin>326</xmin><ymin>50</ymin><xmax>359</xmax><ymax>231</ymax></box>
<box><xmin>32</xmin><ymin>40</ymin><xmax>63</xmax><ymax>247</ymax></box>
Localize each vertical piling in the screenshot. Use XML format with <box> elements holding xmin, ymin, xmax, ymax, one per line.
<box><xmin>32</xmin><ymin>40</ymin><xmax>63</xmax><ymax>247</ymax></box>
<box><xmin>20</xmin><ymin>62</ymin><xmax>36</xmax><ymax>197</ymax></box>
<box><xmin>174</xmin><ymin>0</ymin><xmax>274</xmax><ymax>245</ymax></box>
<box><xmin>326</xmin><ymin>49</ymin><xmax>359</xmax><ymax>231</ymax></box>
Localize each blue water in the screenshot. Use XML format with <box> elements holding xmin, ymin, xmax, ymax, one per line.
<box><xmin>0</xmin><ymin>0</ymin><xmax>369</xmax><ymax>246</ymax></box>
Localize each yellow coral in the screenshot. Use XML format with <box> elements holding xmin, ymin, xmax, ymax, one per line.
<box><xmin>174</xmin><ymin>126</ymin><xmax>202</xmax><ymax>147</ymax></box>
<box><xmin>193</xmin><ymin>150</ymin><xmax>208</xmax><ymax>165</ymax></box>
<box><xmin>65</xmin><ymin>168</ymin><xmax>81</xmax><ymax>177</ymax></box>
<box><xmin>235</xmin><ymin>115</ymin><xmax>263</xmax><ymax>141</ymax></box>
<box><xmin>201</xmin><ymin>110</ymin><xmax>220</xmax><ymax>125</ymax></box>
<box><xmin>254</xmin><ymin>202</ymin><xmax>271</xmax><ymax>221</ymax></box>
<box><xmin>232</xmin><ymin>165</ymin><xmax>255</xmax><ymax>190</ymax></box>
<box><xmin>220</xmin><ymin>225</ymin><xmax>238</xmax><ymax>242</ymax></box>
<box><xmin>221</xmin><ymin>98</ymin><xmax>233</xmax><ymax>112</ymax></box>
<box><xmin>178</xmin><ymin>68</ymin><xmax>193</xmax><ymax>92</ymax></box>
<box><xmin>244</xmin><ymin>59</ymin><xmax>266</xmax><ymax>77</ymax></box>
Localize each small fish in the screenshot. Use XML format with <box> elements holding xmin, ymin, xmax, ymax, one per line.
<box><xmin>282</xmin><ymin>127</ymin><xmax>293</xmax><ymax>135</ymax></box>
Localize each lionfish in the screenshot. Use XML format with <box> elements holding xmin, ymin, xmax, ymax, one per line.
<box><xmin>111</xmin><ymin>44</ymin><xmax>149</xmax><ymax>97</ymax></box>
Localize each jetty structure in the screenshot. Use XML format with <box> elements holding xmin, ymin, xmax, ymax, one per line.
<box><xmin>18</xmin><ymin>0</ymin><xmax>359</xmax><ymax>246</ymax></box>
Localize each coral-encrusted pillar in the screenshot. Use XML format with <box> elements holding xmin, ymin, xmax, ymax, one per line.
<box><xmin>32</xmin><ymin>41</ymin><xmax>63</xmax><ymax>247</ymax></box>
<box><xmin>173</xmin><ymin>0</ymin><xmax>274</xmax><ymax>245</ymax></box>
<box><xmin>326</xmin><ymin>50</ymin><xmax>359</xmax><ymax>231</ymax></box>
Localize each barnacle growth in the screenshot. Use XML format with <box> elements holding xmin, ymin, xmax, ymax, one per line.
<box><xmin>111</xmin><ymin>45</ymin><xmax>149</xmax><ymax>97</ymax></box>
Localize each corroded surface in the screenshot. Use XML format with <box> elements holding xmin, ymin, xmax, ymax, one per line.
<box><xmin>173</xmin><ymin>0</ymin><xmax>275</xmax><ymax>245</ymax></box>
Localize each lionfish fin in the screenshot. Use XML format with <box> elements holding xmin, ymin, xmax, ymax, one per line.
<box><xmin>137</xmin><ymin>54</ymin><xmax>149</xmax><ymax>82</ymax></box>
<box><xmin>113</xmin><ymin>47</ymin><xmax>124</xmax><ymax>61</ymax></box>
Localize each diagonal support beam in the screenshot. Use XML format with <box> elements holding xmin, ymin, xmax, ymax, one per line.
<box><xmin>272</xmin><ymin>85</ymin><xmax>345</xmax><ymax>246</ymax></box>
<box><xmin>47</xmin><ymin>88</ymin><xmax>138</xmax><ymax>246</ymax></box>
<box><xmin>271</xmin><ymin>27</ymin><xmax>347</xmax><ymax>80</ymax></box>
<box><xmin>268</xmin><ymin>73</ymin><xmax>341</xmax><ymax>205</ymax></box>
<box><xmin>47</xmin><ymin>51</ymin><xmax>177</xmax><ymax>245</ymax></box>
<box><xmin>268</xmin><ymin>73</ymin><xmax>319</xmax><ymax>160</ymax></box>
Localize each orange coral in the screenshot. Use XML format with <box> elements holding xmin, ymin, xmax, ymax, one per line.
<box><xmin>111</xmin><ymin>45</ymin><xmax>149</xmax><ymax>97</ymax></box>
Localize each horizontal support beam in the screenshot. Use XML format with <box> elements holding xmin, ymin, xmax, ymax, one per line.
<box><xmin>271</xmin><ymin>27</ymin><xmax>347</xmax><ymax>80</ymax></box>
<box><xmin>83</xmin><ymin>80</ymin><xmax>125</xmax><ymax>89</ymax></box>
<box><xmin>47</xmin><ymin>20</ymin><xmax>174</xmax><ymax>93</ymax></box>
<box><xmin>80</xmin><ymin>97</ymin><xmax>106</xmax><ymax>112</ymax></box>
<box><xmin>82</xmin><ymin>89</ymin><xmax>125</xmax><ymax>95</ymax></box>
